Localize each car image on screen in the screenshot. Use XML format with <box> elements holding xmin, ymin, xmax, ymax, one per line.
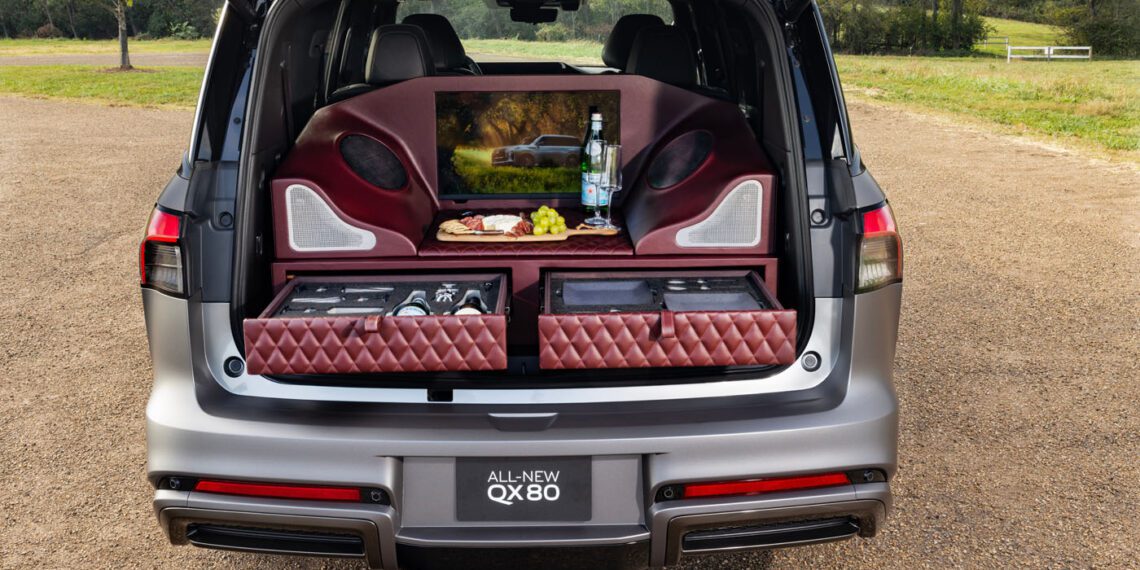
<box><xmin>492</xmin><ymin>135</ymin><xmax>581</xmax><ymax>168</ymax></box>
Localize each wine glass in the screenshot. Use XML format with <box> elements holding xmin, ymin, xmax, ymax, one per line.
<box><xmin>598</xmin><ymin>144</ymin><xmax>622</xmax><ymax>231</ymax></box>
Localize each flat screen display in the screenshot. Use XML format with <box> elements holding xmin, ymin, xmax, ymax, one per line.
<box><xmin>436</xmin><ymin>91</ymin><xmax>620</xmax><ymax>198</ymax></box>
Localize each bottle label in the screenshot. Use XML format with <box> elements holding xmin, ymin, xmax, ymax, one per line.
<box><xmin>581</xmin><ymin>142</ymin><xmax>607</xmax><ymax>207</ymax></box>
<box><xmin>581</xmin><ymin>173</ymin><xmax>609</xmax><ymax>207</ymax></box>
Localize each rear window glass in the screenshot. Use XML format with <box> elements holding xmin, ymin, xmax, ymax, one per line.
<box><xmin>397</xmin><ymin>0</ymin><xmax>675</xmax><ymax>66</ymax></box>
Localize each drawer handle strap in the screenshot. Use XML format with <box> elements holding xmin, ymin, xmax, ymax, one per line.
<box><xmin>659</xmin><ymin>311</ymin><xmax>676</xmax><ymax>339</ymax></box>
<box><xmin>364</xmin><ymin>315</ymin><xmax>382</xmax><ymax>333</ymax></box>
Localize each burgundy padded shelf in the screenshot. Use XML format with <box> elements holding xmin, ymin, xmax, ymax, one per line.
<box><xmin>538</xmin><ymin>271</ymin><xmax>796</xmax><ymax>370</ymax></box>
<box><xmin>244</xmin><ymin>275</ymin><xmax>508</xmax><ymax>375</ymax></box>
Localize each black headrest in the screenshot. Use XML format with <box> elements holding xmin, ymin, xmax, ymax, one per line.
<box><xmin>402</xmin><ymin>13</ymin><xmax>468</xmax><ymax>71</ymax></box>
<box><xmin>601</xmin><ymin>14</ymin><xmax>665</xmax><ymax>70</ymax></box>
<box><xmin>364</xmin><ymin>24</ymin><xmax>436</xmax><ymax>86</ymax></box>
<box><xmin>626</xmin><ymin>25</ymin><xmax>698</xmax><ymax>87</ymax></box>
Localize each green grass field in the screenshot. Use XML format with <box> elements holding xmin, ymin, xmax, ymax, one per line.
<box><xmin>0</xmin><ymin>65</ymin><xmax>202</xmax><ymax>107</ymax></box>
<box><xmin>836</xmin><ymin>56</ymin><xmax>1140</xmax><ymax>154</ymax></box>
<box><xmin>976</xmin><ymin>17</ymin><xmax>1065</xmax><ymax>57</ymax></box>
<box><xmin>0</xmin><ymin>38</ymin><xmax>212</xmax><ymax>56</ymax></box>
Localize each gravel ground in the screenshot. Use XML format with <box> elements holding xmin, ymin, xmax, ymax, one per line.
<box><xmin>0</xmin><ymin>53</ymin><xmax>208</xmax><ymax>66</ymax></box>
<box><xmin>0</xmin><ymin>95</ymin><xmax>1136</xmax><ymax>569</ymax></box>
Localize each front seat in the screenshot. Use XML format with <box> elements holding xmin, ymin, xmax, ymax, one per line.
<box><xmin>328</xmin><ymin>24</ymin><xmax>436</xmax><ymax>104</ymax></box>
<box><xmin>626</xmin><ymin>25</ymin><xmax>699</xmax><ymax>87</ymax></box>
<box><xmin>402</xmin><ymin>13</ymin><xmax>481</xmax><ymax>75</ymax></box>
<box><xmin>601</xmin><ymin>14</ymin><xmax>665</xmax><ymax>71</ymax></box>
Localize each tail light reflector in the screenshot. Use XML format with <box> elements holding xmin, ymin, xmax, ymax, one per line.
<box><xmin>140</xmin><ymin>207</ymin><xmax>185</xmax><ymax>296</ymax></box>
<box><xmin>857</xmin><ymin>204</ymin><xmax>903</xmax><ymax>293</ymax></box>
<box><xmin>681</xmin><ymin>472</ymin><xmax>851</xmax><ymax>499</ymax></box>
<box><xmin>193</xmin><ymin>479</ymin><xmax>362</xmax><ymax>502</ymax></box>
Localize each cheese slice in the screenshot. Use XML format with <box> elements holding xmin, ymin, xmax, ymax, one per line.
<box><xmin>481</xmin><ymin>215</ymin><xmax>524</xmax><ymax>232</ymax></box>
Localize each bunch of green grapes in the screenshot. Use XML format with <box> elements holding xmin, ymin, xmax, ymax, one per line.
<box><xmin>529</xmin><ymin>205</ymin><xmax>568</xmax><ymax>236</ymax></box>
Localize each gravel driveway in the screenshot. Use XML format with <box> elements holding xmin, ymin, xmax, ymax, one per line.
<box><xmin>0</xmin><ymin>95</ymin><xmax>1136</xmax><ymax>569</ymax></box>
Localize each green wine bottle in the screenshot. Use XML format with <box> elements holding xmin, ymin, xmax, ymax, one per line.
<box><xmin>580</xmin><ymin>107</ymin><xmax>605</xmax><ymax>216</ymax></box>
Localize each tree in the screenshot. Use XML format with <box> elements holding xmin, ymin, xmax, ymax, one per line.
<box><xmin>38</xmin><ymin>0</ymin><xmax>56</xmax><ymax>32</ymax></box>
<box><xmin>64</xmin><ymin>0</ymin><xmax>80</xmax><ymax>38</ymax></box>
<box><xmin>102</xmin><ymin>0</ymin><xmax>134</xmax><ymax>69</ymax></box>
<box><xmin>1049</xmin><ymin>0</ymin><xmax>1140</xmax><ymax>56</ymax></box>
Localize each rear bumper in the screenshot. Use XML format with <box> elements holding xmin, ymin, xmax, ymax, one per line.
<box><xmin>144</xmin><ymin>285</ymin><xmax>901</xmax><ymax>567</ymax></box>
<box><xmin>155</xmin><ymin>483</ymin><xmax>888</xmax><ymax>569</ymax></box>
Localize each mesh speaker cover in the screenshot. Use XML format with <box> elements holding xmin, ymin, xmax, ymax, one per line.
<box><xmin>285</xmin><ymin>184</ymin><xmax>377</xmax><ymax>252</ymax></box>
<box><xmin>340</xmin><ymin>135</ymin><xmax>408</xmax><ymax>190</ymax></box>
<box><xmin>647</xmin><ymin>131</ymin><xmax>713</xmax><ymax>189</ymax></box>
<box><xmin>675</xmin><ymin>180</ymin><xmax>763</xmax><ymax>248</ymax></box>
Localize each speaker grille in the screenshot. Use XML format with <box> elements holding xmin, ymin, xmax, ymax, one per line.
<box><xmin>648</xmin><ymin>131</ymin><xmax>713</xmax><ymax>189</ymax></box>
<box><xmin>340</xmin><ymin>135</ymin><xmax>407</xmax><ymax>190</ymax></box>
<box><xmin>675</xmin><ymin>180</ymin><xmax>763</xmax><ymax>248</ymax></box>
<box><xmin>285</xmin><ymin>184</ymin><xmax>377</xmax><ymax>252</ymax></box>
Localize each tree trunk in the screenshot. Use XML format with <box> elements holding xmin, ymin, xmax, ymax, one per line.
<box><xmin>41</xmin><ymin>0</ymin><xmax>56</xmax><ymax>31</ymax></box>
<box><xmin>931</xmin><ymin>0</ymin><xmax>940</xmax><ymax>50</ymax></box>
<box><xmin>65</xmin><ymin>0</ymin><xmax>78</xmax><ymax>38</ymax></box>
<box><xmin>116</xmin><ymin>1</ymin><xmax>131</xmax><ymax>70</ymax></box>
<box><xmin>950</xmin><ymin>0</ymin><xmax>963</xmax><ymax>49</ymax></box>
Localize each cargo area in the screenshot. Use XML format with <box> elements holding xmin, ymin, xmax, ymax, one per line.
<box><xmin>231</xmin><ymin>0</ymin><xmax>816</xmax><ymax>385</ymax></box>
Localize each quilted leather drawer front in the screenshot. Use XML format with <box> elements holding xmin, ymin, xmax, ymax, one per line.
<box><xmin>537</xmin><ymin>310</ymin><xmax>796</xmax><ymax>370</ymax></box>
<box><xmin>244</xmin><ymin>314</ymin><xmax>508</xmax><ymax>375</ymax></box>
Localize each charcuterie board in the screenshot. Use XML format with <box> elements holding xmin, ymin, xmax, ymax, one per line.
<box><xmin>436</xmin><ymin>225</ymin><xmax>619</xmax><ymax>243</ymax></box>
<box><xmin>435</xmin><ymin>213</ymin><xmax>620</xmax><ymax>242</ymax></box>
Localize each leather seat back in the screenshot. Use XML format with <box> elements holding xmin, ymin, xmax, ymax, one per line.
<box><xmin>402</xmin><ymin>13</ymin><xmax>479</xmax><ymax>75</ymax></box>
<box><xmin>626</xmin><ymin>25</ymin><xmax>698</xmax><ymax>87</ymax></box>
<box><xmin>601</xmin><ymin>14</ymin><xmax>665</xmax><ymax>71</ymax></box>
<box><xmin>328</xmin><ymin>24</ymin><xmax>436</xmax><ymax>103</ymax></box>
<box><xmin>365</xmin><ymin>24</ymin><xmax>436</xmax><ymax>86</ymax></box>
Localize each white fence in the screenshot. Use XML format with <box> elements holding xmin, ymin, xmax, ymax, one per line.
<box><xmin>1007</xmin><ymin>45</ymin><xmax>1093</xmax><ymax>62</ymax></box>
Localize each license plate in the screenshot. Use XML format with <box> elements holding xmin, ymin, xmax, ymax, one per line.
<box><xmin>456</xmin><ymin>457</ymin><xmax>591</xmax><ymax>522</ymax></box>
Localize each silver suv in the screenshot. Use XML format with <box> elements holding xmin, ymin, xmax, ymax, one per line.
<box><xmin>141</xmin><ymin>0</ymin><xmax>902</xmax><ymax>567</ymax></box>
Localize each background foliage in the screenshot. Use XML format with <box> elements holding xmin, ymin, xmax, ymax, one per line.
<box><xmin>0</xmin><ymin>0</ymin><xmax>219</xmax><ymax>40</ymax></box>
<box><xmin>0</xmin><ymin>0</ymin><xmax>1135</xmax><ymax>55</ymax></box>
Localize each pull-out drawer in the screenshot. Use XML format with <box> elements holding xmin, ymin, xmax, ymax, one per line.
<box><xmin>244</xmin><ymin>274</ymin><xmax>508</xmax><ymax>375</ymax></box>
<box><xmin>538</xmin><ymin>270</ymin><xmax>796</xmax><ymax>370</ymax></box>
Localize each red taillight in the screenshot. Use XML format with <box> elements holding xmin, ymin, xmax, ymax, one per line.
<box><xmin>681</xmin><ymin>472</ymin><xmax>851</xmax><ymax>499</ymax></box>
<box><xmin>140</xmin><ymin>207</ymin><xmax>185</xmax><ymax>295</ymax></box>
<box><xmin>861</xmin><ymin>204</ymin><xmax>897</xmax><ymax>235</ymax></box>
<box><xmin>857</xmin><ymin>204</ymin><xmax>903</xmax><ymax>293</ymax></box>
<box><xmin>193</xmin><ymin>479</ymin><xmax>362</xmax><ymax>502</ymax></box>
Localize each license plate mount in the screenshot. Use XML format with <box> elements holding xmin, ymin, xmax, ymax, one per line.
<box><xmin>455</xmin><ymin>457</ymin><xmax>591</xmax><ymax>522</ymax></box>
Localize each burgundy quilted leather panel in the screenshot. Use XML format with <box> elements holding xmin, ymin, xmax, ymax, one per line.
<box><xmin>537</xmin><ymin>310</ymin><xmax>796</xmax><ymax>370</ymax></box>
<box><xmin>244</xmin><ymin>315</ymin><xmax>507</xmax><ymax>375</ymax></box>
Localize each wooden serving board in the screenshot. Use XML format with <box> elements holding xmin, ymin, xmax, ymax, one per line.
<box><xmin>436</xmin><ymin>226</ymin><xmax>619</xmax><ymax>243</ymax></box>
